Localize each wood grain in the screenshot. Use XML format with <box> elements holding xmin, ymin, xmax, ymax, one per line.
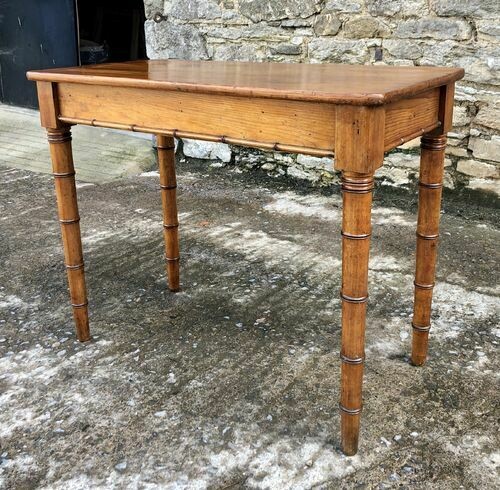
<box><xmin>27</xmin><ymin>59</ymin><xmax>464</xmax><ymax>106</ymax></box>
<box><xmin>47</xmin><ymin>127</ymin><xmax>90</xmax><ymax>342</ymax></box>
<box><xmin>335</xmin><ymin>105</ymin><xmax>385</xmax><ymax>173</ymax></box>
<box><xmin>339</xmin><ymin>172</ymin><xmax>374</xmax><ymax>455</ymax></box>
<box><xmin>36</xmin><ymin>82</ymin><xmax>63</xmax><ymax>129</ymax></box>
<box><xmin>384</xmin><ymin>88</ymin><xmax>440</xmax><ymax>151</ymax></box>
<box><xmin>157</xmin><ymin>135</ymin><xmax>180</xmax><ymax>292</ymax></box>
<box><xmin>56</xmin><ymin>82</ymin><xmax>337</xmax><ymax>152</ymax></box>
<box><xmin>411</xmin><ymin>135</ymin><xmax>447</xmax><ymax>366</ymax></box>
<box><xmin>435</xmin><ymin>83</ymin><xmax>456</xmax><ymax>135</ymax></box>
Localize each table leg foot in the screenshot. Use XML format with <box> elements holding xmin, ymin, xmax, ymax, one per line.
<box><xmin>411</xmin><ymin>135</ymin><xmax>446</xmax><ymax>366</ymax></box>
<box><xmin>157</xmin><ymin>135</ymin><xmax>180</xmax><ymax>292</ymax></box>
<box><xmin>339</xmin><ymin>172</ymin><xmax>373</xmax><ymax>456</ymax></box>
<box><xmin>48</xmin><ymin>127</ymin><xmax>90</xmax><ymax>342</ymax></box>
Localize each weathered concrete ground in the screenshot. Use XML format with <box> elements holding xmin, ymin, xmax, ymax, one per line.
<box><xmin>0</xmin><ymin>148</ymin><xmax>499</xmax><ymax>488</ymax></box>
<box><xmin>0</xmin><ymin>105</ymin><xmax>155</xmax><ymax>183</ymax></box>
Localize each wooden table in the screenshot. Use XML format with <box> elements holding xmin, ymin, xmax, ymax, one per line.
<box><xmin>27</xmin><ymin>60</ymin><xmax>464</xmax><ymax>455</ymax></box>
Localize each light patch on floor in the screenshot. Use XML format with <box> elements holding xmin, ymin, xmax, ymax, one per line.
<box><xmin>0</xmin><ymin>341</ymin><xmax>113</xmax><ymax>440</ymax></box>
<box><xmin>0</xmin><ymin>346</ymin><xmax>60</xmax><ymax>438</ymax></box>
<box><xmin>0</xmin><ymin>174</ymin><xmax>32</xmax><ymax>185</ymax></box>
<box><xmin>0</xmin><ymin>293</ymin><xmax>33</xmax><ymax>309</ymax></box>
<box><xmin>43</xmin><ymin>430</ymin><xmax>371</xmax><ymax>490</ymax></box>
<box><xmin>432</xmin><ymin>282</ymin><xmax>499</xmax><ymax>339</ymax></box>
<box><xmin>187</xmin><ymin>222</ymin><xmax>342</xmax><ymax>276</ymax></box>
<box><xmin>372</xmin><ymin>207</ymin><xmax>417</xmax><ymax>227</ymax></box>
<box><xmin>263</xmin><ymin>191</ymin><xmax>418</xmax><ymax>232</ymax></box>
<box><xmin>264</xmin><ymin>191</ymin><xmax>340</xmax><ymax>221</ymax></box>
<box><xmin>443</xmin><ymin>436</ymin><xmax>500</xmax><ymax>486</ymax></box>
<box><xmin>0</xmin><ymin>455</ymin><xmax>39</xmax><ymax>489</ymax></box>
<box><xmin>75</xmin><ymin>182</ymin><xmax>95</xmax><ymax>189</ymax></box>
<box><xmin>82</xmin><ymin>212</ymin><xmax>193</xmax><ymax>250</ymax></box>
<box><xmin>140</xmin><ymin>170</ymin><xmax>160</xmax><ymax>177</ymax></box>
<box><xmin>475</xmin><ymin>284</ymin><xmax>500</xmax><ymax>296</ymax></box>
<box><xmin>370</xmin><ymin>255</ymin><xmax>409</xmax><ymax>271</ymax></box>
<box><xmin>0</xmin><ymin>206</ymin><xmax>44</xmax><ymax>221</ymax></box>
<box><xmin>366</xmin><ymin>339</ymin><xmax>402</xmax><ymax>358</ymax></box>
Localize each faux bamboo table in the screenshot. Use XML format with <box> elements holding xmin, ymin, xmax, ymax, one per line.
<box><xmin>27</xmin><ymin>60</ymin><xmax>464</xmax><ymax>455</ymax></box>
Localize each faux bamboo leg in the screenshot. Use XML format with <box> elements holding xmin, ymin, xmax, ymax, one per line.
<box><xmin>157</xmin><ymin>135</ymin><xmax>180</xmax><ymax>291</ymax></box>
<box><xmin>48</xmin><ymin>127</ymin><xmax>90</xmax><ymax>341</ymax></box>
<box><xmin>411</xmin><ymin>135</ymin><xmax>447</xmax><ymax>366</ymax></box>
<box><xmin>339</xmin><ymin>172</ymin><xmax>374</xmax><ymax>456</ymax></box>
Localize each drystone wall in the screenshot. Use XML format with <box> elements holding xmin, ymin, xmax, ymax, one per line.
<box><xmin>143</xmin><ymin>0</ymin><xmax>499</xmax><ymax>197</ymax></box>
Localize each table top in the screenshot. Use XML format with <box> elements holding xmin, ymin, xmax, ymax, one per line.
<box><xmin>27</xmin><ymin>59</ymin><xmax>463</xmax><ymax>106</ymax></box>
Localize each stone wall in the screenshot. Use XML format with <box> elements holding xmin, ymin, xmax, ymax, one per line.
<box><xmin>143</xmin><ymin>0</ymin><xmax>499</xmax><ymax>198</ymax></box>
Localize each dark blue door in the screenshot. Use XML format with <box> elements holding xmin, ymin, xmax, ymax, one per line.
<box><xmin>0</xmin><ymin>0</ymin><xmax>78</xmax><ymax>108</ymax></box>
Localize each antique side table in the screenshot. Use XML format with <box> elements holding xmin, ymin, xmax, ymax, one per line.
<box><xmin>27</xmin><ymin>60</ymin><xmax>464</xmax><ymax>455</ymax></box>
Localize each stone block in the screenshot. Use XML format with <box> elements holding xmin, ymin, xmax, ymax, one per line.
<box><xmin>206</xmin><ymin>24</ymin><xmax>289</xmax><ymax>42</ymax></box>
<box><xmin>281</xmin><ymin>18</ymin><xmax>314</xmax><ymax>27</ymax></box>
<box><xmin>343</xmin><ymin>16</ymin><xmax>390</xmax><ymax>39</ymax></box>
<box><xmin>170</xmin><ymin>0</ymin><xmax>222</xmax><ymax>20</ymax></box>
<box><xmin>474</xmin><ymin>100</ymin><xmax>500</xmax><ymax>132</ymax></box>
<box><xmin>366</xmin><ymin>0</ymin><xmax>400</xmax><ymax>16</ymax></box>
<box><xmin>430</xmin><ymin>0</ymin><xmax>499</xmax><ymax>18</ymax></box>
<box><xmin>446</xmin><ymin>146</ymin><xmax>468</xmax><ymax>158</ymax></box>
<box><xmin>287</xmin><ymin>165</ymin><xmax>318</xmax><ymax>181</ymax></box>
<box><xmin>313</xmin><ymin>14</ymin><xmax>341</xmax><ymax>36</ymax></box>
<box><xmin>144</xmin><ymin>0</ymin><xmax>165</xmax><ymax>19</ymax></box>
<box><xmin>308</xmin><ymin>39</ymin><xmax>369</xmax><ymax>63</ymax></box>
<box><xmin>296</xmin><ymin>154</ymin><xmax>332</xmax><ymax>170</ymax></box>
<box><xmin>212</xmin><ymin>42</ymin><xmax>264</xmax><ymax>61</ymax></box>
<box><xmin>239</xmin><ymin>0</ymin><xmax>322</xmax><ymax>23</ymax></box>
<box><xmin>455</xmin><ymin>85</ymin><xmax>480</xmax><ymax>103</ymax></box>
<box><xmin>419</xmin><ymin>41</ymin><xmax>498</xmax><ymax>85</ymax></box>
<box><xmin>183</xmin><ymin>140</ymin><xmax>232</xmax><ymax>162</ymax></box>
<box><xmin>469</xmin><ymin>136</ymin><xmax>500</xmax><ymax>163</ymax></box>
<box><xmin>452</xmin><ymin>106</ymin><xmax>471</xmax><ymax>127</ymax></box>
<box><xmin>443</xmin><ymin>170</ymin><xmax>455</xmax><ymax>189</ymax></box>
<box><xmin>395</xmin><ymin>18</ymin><xmax>472</xmax><ymax>41</ymax></box>
<box><xmin>398</xmin><ymin>1</ymin><xmax>430</xmax><ymax>16</ymax></box>
<box><xmin>457</xmin><ymin>159</ymin><xmax>499</xmax><ymax>178</ymax></box>
<box><xmin>270</xmin><ymin>43</ymin><xmax>302</xmax><ymax>55</ymax></box>
<box><xmin>385</xmin><ymin>152</ymin><xmax>420</xmax><ymax>169</ymax></box>
<box><xmin>324</xmin><ymin>0</ymin><xmax>362</xmax><ymax>13</ymax></box>
<box><xmin>383</xmin><ymin>40</ymin><xmax>422</xmax><ymax>60</ymax></box>
<box><xmin>376</xmin><ymin>166</ymin><xmax>414</xmax><ymax>186</ymax></box>
<box><xmin>145</xmin><ymin>21</ymin><xmax>209</xmax><ymax>60</ymax></box>
<box><xmin>477</xmin><ymin>20</ymin><xmax>500</xmax><ymax>42</ymax></box>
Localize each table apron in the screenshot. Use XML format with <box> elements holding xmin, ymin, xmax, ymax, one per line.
<box><xmin>54</xmin><ymin>82</ymin><xmax>441</xmax><ymax>158</ymax></box>
<box><xmin>56</xmin><ymin>82</ymin><xmax>336</xmax><ymax>156</ymax></box>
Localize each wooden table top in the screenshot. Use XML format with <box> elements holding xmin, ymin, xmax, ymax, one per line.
<box><xmin>27</xmin><ymin>60</ymin><xmax>463</xmax><ymax>106</ymax></box>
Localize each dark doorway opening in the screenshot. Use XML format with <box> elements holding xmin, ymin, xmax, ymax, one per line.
<box><xmin>77</xmin><ymin>0</ymin><xmax>147</xmax><ymax>65</ymax></box>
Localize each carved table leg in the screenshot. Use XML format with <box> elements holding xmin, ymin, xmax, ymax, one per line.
<box><xmin>411</xmin><ymin>134</ymin><xmax>447</xmax><ymax>366</ymax></box>
<box><xmin>157</xmin><ymin>135</ymin><xmax>180</xmax><ymax>291</ymax></box>
<box><xmin>339</xmin><ymin>172</ymin><xmax>374</xmax><ymax>456</ymax></box>
<box><xmin>48</xmin><ymin>127</ymin><xmax>90</xmax><ymax>341</ymax></box>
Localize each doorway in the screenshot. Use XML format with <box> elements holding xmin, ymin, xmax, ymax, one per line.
<box><xmin>77</xmin><ymin>0</ymin><xmax>146</xmax><ymax>65</ymax></box>
<box><xmin>0</xmin><ymin>0</ymin><xmax>146</xmax><ymax>108</ymax></box>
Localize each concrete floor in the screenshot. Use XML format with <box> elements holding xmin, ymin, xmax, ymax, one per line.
<box><xmin>0</xmin><ymin>110</ymin><xmax>499</xmax><ymax>488</ymax></box>
<box><xmin>0</xmin><ymin>104</ymin><xmax>155</xmax><ymax>183</ymax></box>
